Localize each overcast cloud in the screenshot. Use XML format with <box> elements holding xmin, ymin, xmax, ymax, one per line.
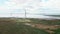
<box><xmin>0</xmin><ymin>0</ymin><xmax>60</xmax><ymax>18</ymax></box>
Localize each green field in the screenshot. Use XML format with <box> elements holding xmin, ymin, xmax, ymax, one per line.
<box><xmin>0</xmin><ymin>23</ymin><xmax>49</xmax><ymax>34</ymax></box>
<box><xmin>24</xmin><ymin>18</ymin><xmax>60</xmax><ymax>25</ymax></box>
<box><xmin>0</xmin><ymin>18</ymin><xmax>60</xmax><ymax>34</ymax></box>
<box><xmin>0</xmin><ymin>18</ymin><xmax>49</xmax><ymax>34</ymax></box>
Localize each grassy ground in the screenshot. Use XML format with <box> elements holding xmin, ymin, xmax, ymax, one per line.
<box><xmin>0</xmin><ymin>18</ymin><xmax>60</xmax><ymax>34</ymax></box>
<box><xmin>0</xmin><ymin>23</ymin><xmax>49</xmax><ymax>34</ymax></box>
<box><xmin>26</xmin><ymin>18</ymin><xmax>60</xmax><ymax>25</ymax></box>
<box><xmin>53</xmin><ymin>28</ymin><xmax>60</xmax><ymax>34</ymax></box>
<box><xmin>0</xmin><ymin>18</ymin><xmax>49</xmax><ymax>34</ymax></box>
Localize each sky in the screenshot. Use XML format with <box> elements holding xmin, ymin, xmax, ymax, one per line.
<box><xmin>0</xmin><ymin>0</ymin><xmax>60</xmax><ymax>17</ymax></box>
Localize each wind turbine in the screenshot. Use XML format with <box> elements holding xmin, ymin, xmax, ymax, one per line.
<box><xmin>25</xmin><ymin>9</ymin><xmax>27</xmax><ymax>19</ymax></box>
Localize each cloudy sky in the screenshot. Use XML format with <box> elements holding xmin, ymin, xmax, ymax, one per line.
<box><xmin>0</xmin><ymin>0</ymin><xmax>60</xmax><ymax>17</ymax></box>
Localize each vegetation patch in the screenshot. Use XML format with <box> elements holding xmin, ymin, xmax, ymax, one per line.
<box><xmin>54</xmin><ymin>28</ymin><xmax>60</xmax><ymax>34</ymax></box>
<box><xmin>0</xmin><ymin>21</ymin><xmax>49</xmax><ymax>34</ymax></box>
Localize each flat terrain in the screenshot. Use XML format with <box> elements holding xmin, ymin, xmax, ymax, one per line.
<box><xmin>0</xmin><ymin>18</ymin><xmax>60</xmax><ymax>34</ymax></box>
